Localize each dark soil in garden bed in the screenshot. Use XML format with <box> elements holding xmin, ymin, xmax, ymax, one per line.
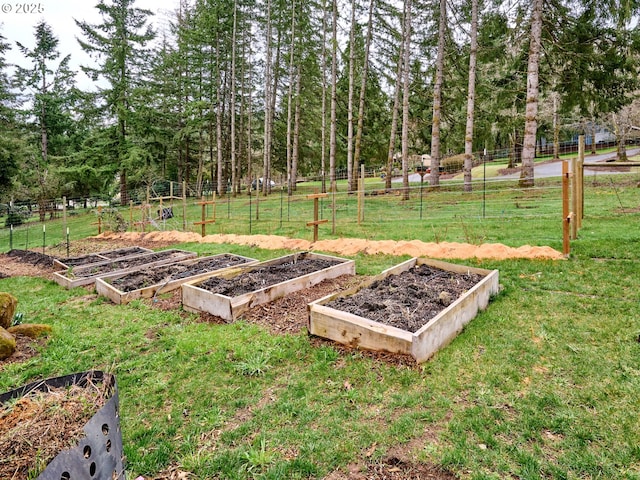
<box><xmin>109</xmin><ymin>254</ymin><xmax>254</xmax><ymax>292</ymax></box>
<box><xmin>7</xmin><ymin>249</ymin><xmax>56</xmax><ymax>267</ymax></box>
<box><xmin>0</xmin><ymin>375</ymin><xmax>112</xmax><ymax>479</ymax></box>
<box><xmin>326</xmin><ymin>264</ymin><xmax>484</xmax><ymax>333</ymax></box>
<box><xmin>66</xmin><ymin>250</ymin><xmax>191</xmax><ymax>278</ymax></box>
<box><xmin>59</xmin><ymin>246</ymin><xmax>151</xmax><ymax>267</ymax></box>
<box><xmin>198</xmin><ymin>254</ymin><xmax>344</xmax><ymax>297</ymax></box>
<box><xmin>0</xmin><ymin>250</ymin><xmax>57</xmax><ymax>279</ymax></box>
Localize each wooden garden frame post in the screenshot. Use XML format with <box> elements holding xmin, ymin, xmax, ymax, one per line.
<box><xmin>307</xmin><ymin>193</ymin><xmax>329</xmax><ymax>242</ymax></box>
<box><xmin>129</xmin><ymin>200</ymin><xmax>133</xmax><ymax>231</ymax></box>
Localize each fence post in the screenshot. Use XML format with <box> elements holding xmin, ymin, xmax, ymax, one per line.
<box><xmin>578</xmin><ymin>135</ymin><xmax>585</xmax><ymax>228</ymax></box>
<box><xmin>571</xmin><ymin>156</ymin><xmax>577</xmax><ymax>240</ymax></box>
<box><xmin>562</xmin><ymin>160</ymin><xmax>570</xmax><ymax>256</ymax></box>
<box><xmin>62</xmin><ymin>196</ymin><xmax>67</xmax><ymax>240</ymax></box>
<box><xmin>182</xmin><ymin>181</ymin><xmax>187</xmax><ymax>231</ymax></box>
<box><xmin>357</xmin><ymin>164</ymin><xmax>365</xmax><ymax>224</ymax></box>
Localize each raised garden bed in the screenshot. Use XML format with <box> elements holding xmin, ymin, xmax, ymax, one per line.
<box><xmin>95</xmin><ymin>253</ymin><xmax>258</xmax><ymax>305</ymax></box>
<box><xmin>0</xmin><ymin>370</ymin><xmax>124</xmax><ymax>480</ymax></box>
<box><xmin>182</xmin><ymin>252</ymin><xmax>355</xmax><ymax>321</ymax></box>
<box><xmin>53</xmin><ymin>246</ymin><xmax>152</xmax><ymax>270</ymax></box>
<box><xmin>52</xmin><ymin>249</ymin><xmax>198</xmax><ymax>289</ymax></box>
<box><xmin>308</xmin><ymin>257</ymin><xmax>499</xmax><ymax>363</ymax></box>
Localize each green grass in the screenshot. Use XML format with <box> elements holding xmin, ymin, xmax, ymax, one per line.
<box><xmin>1</xmin><ymin>174</ymin><xmax>640</xmax><ymax>479</ymax></box>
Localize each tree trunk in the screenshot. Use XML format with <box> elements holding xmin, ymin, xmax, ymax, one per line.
<box><xmin>553</xmin><ymin>92</ymin><xmax>560</xmax><ymax>160</ymax></box>
<box><xmin>292</xmin><ymin>66</ymin><xmax>301</xmax><ymax>191</ymax></box>
<box><xmin>519</xmin><ymin>0</ymin><xmax>543</xmax><ymax>188</ymax></box>
<box><xmin>263</xmin><ymin>0</ymin><xmax>273</xmax><ymax>195</ymax></box>
<box><xmin>347</xmin><ymin>2</ymin><xmax>356</xmax><ymax>193</ymax></box>
<box><xmin>401</xmin><ymin>0</ymin><xmax>412</xmax><ymax>201</ymax></box>
<box><xmin>385</xmin><ymin>38</ymin><xmax>403</xmax><ymax>190</ymax></box>
<box><xmin>353</xmin><ymin>0</ymin><xmax>375</xmax><ymax>190</ymax></box>
<box><xmin>286</xmin><ymin>0</ymin><xmax>297</xmax><ymax>195</ymax></box>
<box><xmin>463</xmin><ymin>0</ymin><xmax>478</xmax><ymax>193</ymax></box>
<box><xmin>321</xmin><ymin>0</ymin><xmax>328</xmax><ymax>193</ymax></box>
<box><xmin>329</xmin><ymin>0</ymin><xmax>338</xmax><ymax>194</ymax></box>
<box><xmin>216</xmin><ymin>31</ymin><xmax>225</xmax><ymax>195</ymax></box>
<box><xmin>230</xmin><ymin>0</ymin><xmax>238</xmax><ymax>196</ymax></box>
<box><xmin>430</xmin><ymin>0</ymin><xmax>446</xmax><ymax>188</ymax></box>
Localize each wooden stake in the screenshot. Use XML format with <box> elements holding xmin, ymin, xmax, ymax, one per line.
<box><xmin>307</xmin><ymin>193</ymin><xmax>329</xmax><ymax>242</ymax></box>
<box><xmin>562</xmin><ymin>160</ymin><xmax>570</xmax><ymax>256</ymax></box>
<box><xmin>195</xmin><ymin>192</ymin><xmax>216</xmax><ymax>237</ymax></box>
<box><xmin>571</xmin><ymin>156</ymin><xmax>577</xmax><ymax>240</ymax></box>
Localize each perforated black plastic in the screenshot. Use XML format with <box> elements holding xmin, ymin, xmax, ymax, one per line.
<box><xmin>0</xmin><ymin>371</ymin><xmax>125</xmax><ymax>480</ymax></box>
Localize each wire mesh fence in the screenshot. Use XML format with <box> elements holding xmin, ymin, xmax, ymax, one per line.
<box><xmin>1</xmin><ymin>166</ymin><xmax>638</xmax><ymax>255</ymax></box>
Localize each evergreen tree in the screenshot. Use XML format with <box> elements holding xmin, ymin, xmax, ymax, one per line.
<box><xmin>14</xmin><ymin>21</ymin><xmax>77</xmax><ymax>219</ymax></box>
<box><xmin>0</xmin><ymin>29</ymin><xmax>24</xmax><ymax>199</ymax></box>
<box><xmin>76</xmin><ymin>0</ymin><xmax>155</xmax><ymax>204</ymax></box>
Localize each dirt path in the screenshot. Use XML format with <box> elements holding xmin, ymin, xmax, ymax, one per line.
<box><xmin>95</xmin><ymin>231</ymin><xmax>564</xmax><ymax>260</ymax></box>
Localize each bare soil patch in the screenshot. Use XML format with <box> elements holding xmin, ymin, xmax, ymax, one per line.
<box><xmin>240</xmin><ymin>275</ymin><xmax>364</xmax><ymax>335</ymax></box>
<box><xmin>0</xmin><ymin>334</ymin><xmax>47</xmax><ymax>371</ymax></box>
<box><xmin>197</xmin><ymin>255</ymin><xmax>343</xmax><ymax>296</ymax></box>
<box><xmin>0</xmin><ymin>376</ymin><xmax>112</xmax><ymax>479</ymax></box>
<box><xmin>96</xmin><ymin>231</ymin><xmax>564</xmax><ymax>260</ymax></box>
<box><xmin>326</xmin><ymin>264</ymin><xmax>484</xmax><ymax>333</ymax></box>
<box><xmin>0</xmin><ymin>250</ymin><xmax>56</xmax><ymax>279</ymax></box>
<box><xmin>325</xmin><ymin>457</ymin><xmax>457</xmax><ymax>479</ymax></box>
<box><xmin>109</xmin><ymin>254</ymin><xmax>253</xmax><ymax>292</ymax></box>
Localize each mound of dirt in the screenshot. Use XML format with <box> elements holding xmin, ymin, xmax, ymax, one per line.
<box><xmin>95</xmin><ymin>231</ymin><xmax>564</xmax><ymax>260</ymax></box>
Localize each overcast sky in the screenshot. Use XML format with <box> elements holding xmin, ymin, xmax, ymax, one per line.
<box><xmin>1</xmin><ymin>0</ymin><xmax>179</xmax><ymax>89</ymax></box>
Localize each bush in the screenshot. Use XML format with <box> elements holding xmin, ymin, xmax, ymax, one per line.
<box><xmin>440</xmin><ymin>153</ymin><xmax>476</xmax><ymax>174</ymax></box>
<box><xmin>5</xmin><ymin>209</ymin><xmax>23</xmax><ymax>228</ymax></box>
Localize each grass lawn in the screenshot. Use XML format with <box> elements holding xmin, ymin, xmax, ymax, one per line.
<box><xmin>1</xmin><ymin>175</ymin><xmax>640</xmax><ymax>479</ymax></box>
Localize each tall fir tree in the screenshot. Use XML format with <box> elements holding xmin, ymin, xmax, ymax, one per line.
<box><xmin>76</xmin><ymin>0</ymin><xmax>155</xmax><ymax>204</ymax></box>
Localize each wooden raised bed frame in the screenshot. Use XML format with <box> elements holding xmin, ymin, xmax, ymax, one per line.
<box><xmin>182</xmin><ymin>252</ymin><xmax>355</xmax><ymax>321</ymax></box>
<box><xmin>52</xmin><ymin>249</ymin><xmax>198</xmax><ymax>289</ymax></box>
<box><xmin>95</xmin><ymin>253</ymin><xmax>258</xmax><ymax>305</ymax></box>
<box><xmin>308</xmin><ymin>257</ymin><xmax>499</xmax><ymax>364</ymax></box>
<box><xmin>53</xmin><ymin>246</ymin><xmax>153</xmax><ymax>270</ymax></box>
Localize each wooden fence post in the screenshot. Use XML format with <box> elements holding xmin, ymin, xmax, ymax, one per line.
<box><xmin>570</xmin><ymin>156</ymin><xmax>577</xmax><ymax>240</ymax></box>
<box><xmin>562</xmin><ymin>160</ymin><xmax>570</xmax><ymax>256</ymax></box>
<box><xmin>307</xmin><ymin>193</ymin><xmax>329</xmax><ymax>242</ymax></box>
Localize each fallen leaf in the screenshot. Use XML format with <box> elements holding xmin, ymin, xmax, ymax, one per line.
<box><xmin>365</xmin><ymin>442</ymin><xmax>377</xmax><ymax>457</ymax></box>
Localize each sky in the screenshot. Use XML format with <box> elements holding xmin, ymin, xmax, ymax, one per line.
<box><xmin>1</xmin><ymin>0</ymin><xmax>179</xmax><ymax>89</ymax></box>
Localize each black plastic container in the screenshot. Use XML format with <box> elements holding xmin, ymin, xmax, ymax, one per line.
<box><xmin>0</xmin><ymin>370</ymin><xmax>125</xmax><ymax>480</ymax></box>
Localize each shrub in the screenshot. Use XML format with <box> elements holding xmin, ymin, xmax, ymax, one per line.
<box><xmin>5</xmin><ymin>209</ymin><xmax>23</xmax><ymax>228</ymax></box>
<box><xmin>441</xmin><ymin>154</ymin><xmax>466</xmax><ymax>174</ymax></box>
